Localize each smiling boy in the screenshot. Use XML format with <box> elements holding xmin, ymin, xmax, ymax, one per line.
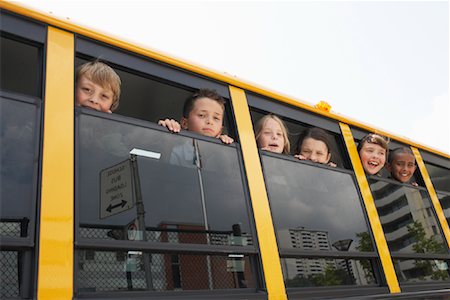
<box><xmin>75</xmin><ymin>61</ymin><xmax>121</xmax><ymax>113</ymax></box>
<box><xmin>357</xmin><ymin>133</ymin><xmax>388</xmax><ymax>175</ymax></box>
<box><xmin>386</xmin><ymin>147</ymin><xmax>418</xmax><ymax>186</ymax></box>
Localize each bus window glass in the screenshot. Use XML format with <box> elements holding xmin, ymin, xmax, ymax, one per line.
<box><xmin>424</xmin><ymin>163</ymin><xmax>450</xmax><ymax>193</ymax></box>
<box><xmin>437</xmin><ymin>193</ymin><xmax>450</xmax><ymax>225</ymax></box>
<box><xmin>261</xmin><ymin>155</ymin><xmax>374</xmax><ymax>253</ymax></box>
<box><xmin>368</xmin><ymin>179</ymin><xmax>447</xmax><ymax>254</ymax></box>
<box><xmin>77</xmin><ymin>111</ymin><xmax>252</xmax><ymax>246</ymax></box>
<box><xmin>77</xmin><ymin>250</ymin><xmax>255</xmax><ymax>292</ymax></box>
<box><xmin>282</xmin><ymin>258</ymin><xmax>377</xmax><ymax>287</ymax></box>
<box><xmin>0</xmin><ymin>97</ymin><xmax>38</xmax><ymax>238</ymax></box>
<box><xmin>393</xmin><ymin>259</ymin><xmax>449</xmax><ymax>283</ymax></box>
<box><xmin>251</xmin><ymin>109</ymin><xmax>348</xmax><ymax>168</ymax></box>
<box><xmin>0</xmin><ymin>36</ymin><xmax>40</xmax><ymax>97</ymax></box>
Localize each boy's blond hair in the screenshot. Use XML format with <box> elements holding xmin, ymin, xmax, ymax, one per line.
<box><xmin>255</xmin><ymin>114</ymin><xmax>291</xmax><ymax>154</ymax></box>
<box><xmin>76</xmin><ymin>61</ymin><xmax>121</xmax><ymax>111</ymax></box>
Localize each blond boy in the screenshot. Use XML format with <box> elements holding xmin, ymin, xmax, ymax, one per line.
<box><xmin>76</xmin><ymin>61</ymin><xmax>121</xmax><ymax>113</ymax></box>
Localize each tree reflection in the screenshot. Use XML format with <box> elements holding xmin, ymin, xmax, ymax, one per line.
<box><xmin>285</xmin><ymin>265</ymin><xmax>354</xmax><ymax>287</ymax></box>
<box><xmin>406</xmin><ymin>221</ymin><xmax>449</xmax><ymax>281</ymax></box>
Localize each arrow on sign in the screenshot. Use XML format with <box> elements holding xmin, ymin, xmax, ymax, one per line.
<box><xmin>106</xmin><ymin>200</ymin><xmax>128</xmax><ymax>213</ymax></box>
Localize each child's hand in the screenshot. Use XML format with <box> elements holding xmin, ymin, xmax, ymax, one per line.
<box><xmin>411</xmin><ymin>182</ymin><xmax>418</xmax><ymax>187</ymax></box>
<box><xmin>327</xmin><ymin>161</ymin><xmax>337</xmax><ymax>167</ymax></box>
<box><xmin>219</xmin><ymin>134</ymin><xmax>234</xmax><ymax>144</ymax></box>
<box><xmin>158</xmin><ymin>119</ymin><xmax>181</xmax><ymax>133</ymax></box>
<box><xmin>294</xmin><ymin>154</ymin><xmax>307</xmax><ymax>160</ymax></box>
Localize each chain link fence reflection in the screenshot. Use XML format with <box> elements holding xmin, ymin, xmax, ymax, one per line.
<box><xmin>77</xmin><ymin>250</ymin><xmax>255</xmax><ymax>293</ymax></box>
<box><xmin>0</xmin><ymin>251</ymin><xmax>19</xmax><ymax>298</ymax></box>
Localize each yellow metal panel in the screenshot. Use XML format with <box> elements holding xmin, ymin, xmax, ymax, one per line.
<box><xmin>412</xmin><ymin>147</ymin><xmax>450</xmax><ymax>248</ymax></box>
<box><xmin>0</xmin><ymin>1</ymin><xmax>448</xmax><ymax>159</ymax></box>
<box><xmin>38</xmin><ymin>27</ymin><xmax>74</xmax><ymax>299</ymax></box>
<box><xmin>229</xmin><ymin>86</ymin><xmax>287</xmax><ymax>300</ymax></box>
<box><xmin>339</xmin><ymin>123</ymin><xmax>400</xmax><ymax>293</ymax></box>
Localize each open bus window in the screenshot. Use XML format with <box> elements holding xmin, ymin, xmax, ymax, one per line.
<box><xmin>74</xmin><ymin>57</ymin><xmax>234</xmax><ymax>138</ymax></box>
<box><xmin>76</xmin><ymin>111</ymin><xmax>253</xmax><ymax>247</ymax></box>
<box><xmin>352</xmin><ymin>129</ymin><xmax>425</xmax><ymax>186</ymax></box>
<box><xmin>0</xmin><ymin>35</ymin><xmax>41</xmax><ymax>98</ymax></box>
<box><xmin>250</xmin><ymin>109</ymin><xmax>348</xmax><ymax>169</ymax></box>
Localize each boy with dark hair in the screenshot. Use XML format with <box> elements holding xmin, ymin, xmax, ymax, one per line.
<box><xmin>158</xmin><ymin>89</ymin><xmax>233</xmax><ymax>144</ymax></box>
<box><xmin>387</xmin><ymin>147</ymin><xmax>418</xmax><ymax>186</ymax></box>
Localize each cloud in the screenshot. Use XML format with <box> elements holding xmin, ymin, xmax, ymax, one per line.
<box><xmin>411</xmin><ymin>93</ymin><xmax>450</xmax><ymax>155</ymax></box>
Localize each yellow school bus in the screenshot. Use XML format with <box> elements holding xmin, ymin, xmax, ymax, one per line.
<box><xmin>1</xmin><ymin>2</ymin><xmax>449</xmax><ymax>299</ymax></box>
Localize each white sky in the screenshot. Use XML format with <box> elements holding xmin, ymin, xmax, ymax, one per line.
<box><xmin>14</xmin><ymin>0</ymin><xmax>450</xmax><ymax>155</ymax></box>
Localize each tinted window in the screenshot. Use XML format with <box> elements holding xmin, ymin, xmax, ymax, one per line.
<box><xmin>283</xmin><ymin>258</ymin><xmax>377</xmax><ymax>287</ymax></box>
<box><xmin>425</xmin><ymin>163</ymin><xmax>450</xmax><ymax>193</ymax></box>
<box><xmin>0</xmin><ymin>97</ymin><xmax>39</xmax><ymax>238</ymax></box>
<box><xmin>77</xmin><ymin>111</ymin><xmax>252</xmax><ymax>246</ymax></box>
<box><xmin>77</xmin><ymin>250</ymin><xmax>255</xmax><ymax>292</ymax></box>
<box><xmin>393</xmin><ymin>259</ymin><xmax>449</xmax><ymax>283</ymax></box>
<box><xmin>0</xmin><ymin>36</ymin><xmax>41</xmax><ymax>97</ymax></box>
<box><xmin>437</xmin><ymin>193</ymin><xmax>450</xmax><ymax>225</ymax></box>
<box><xmin>262</xmin><ymin>155</ymin><xmax>374</xmax><ymax>252</ymax></box>
<box><xmin>369</xmin><ymin>179</ymin><xmax>447</xmax><ymax>254</ymax></box>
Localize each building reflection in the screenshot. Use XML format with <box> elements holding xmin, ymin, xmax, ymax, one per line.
<box><xmin>369</xmin><ymin>180</ymin><xmax>448</xmax><ymax>282</ymax></box>
<box><xmin>279</xmin><ymin>227</ymin><xmax>375</xmax><ymax>286</ymax></box>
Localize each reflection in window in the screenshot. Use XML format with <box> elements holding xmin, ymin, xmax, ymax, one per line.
<box><xmin>394</xmin><ymin>259</ymin><xmax>449</xmax><ymax>283</ymax></box>
<box><xmin>425</xmin><ymin>163</ymin><xmax>450</xmax><ymax>193</ymax></box>
<box><xmin>1</xmin><ymin>98</ymin><xmax>38</xmax><ymax>238</ymax></box>
<box><xmin>77</xmin><ymin>250</ymin><xmax>255</xmax><ymax>292</ymax></box>
<box><xmin>369</xmin><ymin>180</ymin><xmax>447</xmax><ymax>254</ymax></box>
<box><xmin>0</xmin><ymin>251</ymin><xmax>20</xmax><ymax>298</ymax></box>
<box><xmin>282</xmin><ymin>258</ymin><xmax>377</xmax><ymax>287</ymax></box>
<box><xmin>76</xmin><ymin>112</ymin><xmax>252</xmax><ymax>246</ymax></box>
<box><xmin>262</xmin><ymin>155</ymin><xmax>374</xmax><ymax>252</ymax></box>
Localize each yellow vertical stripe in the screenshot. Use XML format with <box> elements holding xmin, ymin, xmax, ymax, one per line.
<box><xmin>38</xmin><ymin>27</ymin><xmax>74</xmax><ymax>299</ymax></box>
<box><xmin>339</xmin><ymin>123</ymin><xmax>400</xmax><ymax>293</ymax></box>
<box><xmin>411</xmin><ymin>147</ymin><xmax>450</xmax><ymax>248</ymax></box>
<box><xmin>229</xmin><ymin>86</ymin><xmax>287</xmax><ymax>300</ymax></box>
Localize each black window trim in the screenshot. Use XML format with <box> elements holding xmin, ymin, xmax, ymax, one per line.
<box><xmin>0</xmin><ymin>9</ymin><xmax>46</xmax><ymax>44</ymax></box>
<box><xmin>74</xmin><ymin>36</ymin><xmax>230</xmax><ymax>98</ymax></box>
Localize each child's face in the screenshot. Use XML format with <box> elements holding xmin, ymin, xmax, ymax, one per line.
<box><xmin>76</xmin><ymin>75</ymin><xmax>114</xmax><ymax>113</ymax></box>
<box><xmin>181</xmin><ymin>97</ymin><xmax>223</xmax><ymax>138</ymax></box>
<box><xmin>387</xmin><ymin>152</ymin><xmax>416</xmax><ymax>183</ymax></box>
<box><xmin>300</xmin><ymin>138</ymin><xmax>331</xmax><ymax>164</ymax></box>
<box><xmin>359</xmin><ymin>142</ymin><xmax>387</xmax><ymax>175</ymax></box>
<box><xmin>257</xmin><ymin>118</ymin><xmax>285</xmax><ymax>154</ymax></box>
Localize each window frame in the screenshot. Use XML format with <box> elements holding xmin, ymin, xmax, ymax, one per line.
<box><xmin>0</xmin><ymin>11</ymin><xmax>46</xmax><ymax>299</ymax></box>
<box><xmin>258</xmin><ymin>150</ymin><xmax>386</xmax><ymax>292</ymax></box>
